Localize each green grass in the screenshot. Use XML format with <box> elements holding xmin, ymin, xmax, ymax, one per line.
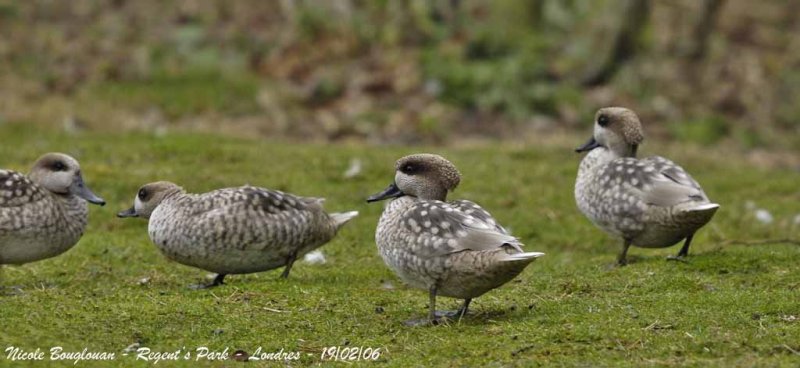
<box><xmin>0</xmin><ymin>124</ymin><xmax>798</xmax><ymax>367</ymax></box>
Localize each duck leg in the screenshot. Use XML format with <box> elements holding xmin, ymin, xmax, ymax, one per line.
<box><xmin>280</xmin><ymin>251</ymin><xmax>298</xmax><ymax>279</ymax></box>
<box><xmin>617</xmin><ymin>240</ymin><xmax>632</xmax><ymax>266</ymax></box>
<box><xmin>432</xmin><ymin>297</ymin><xmax>474</xmax><ymax>321</ymax></box>
<box><xmin>435</xmin><ymin>298</ymin><xmax>471</xmax><ymax>318</ymax></box>
<box><xmin>428</xmin><ymin>286</ymin><xmax>437</xmax><ymax>322</ymax></box>
<box><xmin>404</xmin><ymin>286</ymin><xmax>441</xmax><ymax>326</ymax></box>
<box><xmin>455</xmin><ymin>298</ymin><xmax>472</xmax><ymax>320</ymax></box>
<box><xmin>189</xmin><ymin>273</ymin><xmax>226</xmax><ymax>290</ymax></box>
<box><xmin>211</xmin><ymin>274</ymin><xmax>226</xmax><ymax>286</ymax></box>
<box><xmin>667</xmin><ymin>234</ymin><xmax>693</xmax><ymax>262</ymax></box>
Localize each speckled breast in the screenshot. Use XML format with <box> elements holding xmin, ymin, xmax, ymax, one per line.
<box><xmin>0</xmin><ymin>195</ymin><xmax>88</xmax><ymax>264</ymax></box>
<box><xmin>375</xmin><ymin>198</ymin><xmax>444</xmax><ymax>290</ymax></box>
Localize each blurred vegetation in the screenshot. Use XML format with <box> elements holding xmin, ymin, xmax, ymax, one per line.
<box><xmin>0</xmin><ymin>0</ymin><xmax>799</xmax><ymax>150</ymax></box>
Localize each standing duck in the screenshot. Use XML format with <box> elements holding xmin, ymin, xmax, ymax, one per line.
<box><xmin>118</xmin><ymin>181</ymin><xmax>357</xmax><ymax>288</ymax></box>
<box><xmin>368</xmin><ymin>154</ymin><xmax>544</xmax><ymax>325</ymax></box>
<box><xmin>1</xmin><ymin>153</ymin><xmax>105</xmax><ymax>269</ymax></box>
<box><xmin>574</xmin><ymin>107</ymin><xmax>719</xmax><ymax>265</ymax></box>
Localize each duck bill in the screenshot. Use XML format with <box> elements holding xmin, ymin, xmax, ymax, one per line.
<box><xmin>71</xmin><ymin>176</ymin><xmax>106</xmax><ymax>206</ymax></box>
<box><xmin>367</xmin><ymin>182</ymin><xmax>405</xmax><ymax>203</ymax></box>
<box><xmin>575</xmin><ymin>136</ymin><xmax>601</xmax><ymax>153</ymax></box>
<box><xmin>117</xmin><ymin>207</ymin><xmax>138</xmax><ymax>218</ymax></box>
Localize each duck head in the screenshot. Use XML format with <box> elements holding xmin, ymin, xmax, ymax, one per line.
<box><xmin>117</xmin><ymin>181</ymin><xmax>183</xmax><ymax>219</ymax></box>
<box><xmin>29</xmin><ymin>153</ymin><xmax>105</xmax><ymax>206</ymax></box>
<box><xmin>368</xmin><ymin>153</ymin><xmax>461</xmax><ymax>203</ymax></box>
<box><xmin>576</xmin><ymin>107</ymin><xmax>644</xmax><ymax>158</ymax></box>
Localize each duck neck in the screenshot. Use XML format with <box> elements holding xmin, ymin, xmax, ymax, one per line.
<box><xmin>418</xmin><ymin>187</ymin><xmax>448</xmax><ymax>202</ymax></box>
<box><xmin>619</xmin><ymin>144</ymin><xmax>638</xmax><ymax>158</ymax></box>
<box><xmin>580</xmin><ymin>147</ymin><xmax>618</xmax><ymax>173</ymax></box>
<box><xmin>606</xmin><ymin>140</ymin><xmax>638</xmax><ymax>158</ymax></box>
<box><xmin>164</xmin><ymin>187</ymin><xmax>185</xmax><ymax>200</ymax></box>
<box><xmin>53</xmin><ymin>193</ymin><xmax>89</xmax><ymax>230</ymax></box>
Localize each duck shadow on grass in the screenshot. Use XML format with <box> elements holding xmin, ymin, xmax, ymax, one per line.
<box><xmin>1</xmin><ymin>285</ymin><xmax>25</xmax><ymax>296</ymax></box>
<box><xmin>463</xmin><ymin>308</ymin><xmax>531</xmax><ymax>324</ymax></box>
<box><xmin>1</xmin><ymin>265</ymin><xmax>64</xmax><ymax>295</ymax></box>
<box><xmin>601</xmin><ymin>248</ymin><xmax>773</xmax><ymax>276</ymax></box>
<box><xmin>0</xmin><ymin>281</ymin><xmax>59</xmax><ymax>296</ymax></box>
<box><xmin>399</xmin><ymin>306</ymin><xmax>531</xmax><ymax>327</ymax></box>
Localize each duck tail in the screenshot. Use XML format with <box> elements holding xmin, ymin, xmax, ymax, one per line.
<box><xmin>688</xmin><ymin>203</ymin><xmax>720</xmax><ymax>212</ymax></box>
<box><xmin>502</xmin><ymin>252</ymin><xmax>545</xmax><ymax>262</ymax></box>
<box><xmin>676</xmin><ymin>202</ymin><xmax>719</xmax><ymax>228</ymax></box>
<box><xmin>331</xmin><ymin>211</ymin><xmax>359</xmax><ymax>228</ymax></box>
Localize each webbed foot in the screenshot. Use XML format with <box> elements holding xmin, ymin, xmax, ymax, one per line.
<box><xmin>666</xmin><ymin>255</ymin><xmax>689</xmax><ymax>263</ymax></box>
<box><xmin>188</xmin><ymin>274</ymin><xmax>226</xmax><ymax>289</ymax></box>
<box><xmin>1</xmin><ymin>285</ymin><xmax>24</xmax><ymax>296</ymax></box>
<box><xmin>404</xmin><ymin>315</ymin><xmax>450</xmax><ymax>327</ymax></box>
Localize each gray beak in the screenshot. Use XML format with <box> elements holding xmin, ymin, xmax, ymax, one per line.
<box><xmin>575</xmin><ymin>136</ymin><xmax>602</xmax><ymax>153</ymax></box>
<box><xmin>367</xmin><ymin>182</ymin><xmax>405</xmax><ymax>203</ymax></box>
<box><xmin>117</xmin><ymin>207</ymin><xmax>137</xmax><ymax>218</ymax></box>
<box><xmin>71</xmin><ymin>176</ymin><xmax>105</xmax><ymax>206</ymax></box>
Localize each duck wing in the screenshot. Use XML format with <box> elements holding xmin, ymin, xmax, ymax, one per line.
<box><xmin>449</xmin><ymin>199</ymin><xmax>510</xmax><ymax>234</ymax></box>
<box><xmin>400</xmin><ymin>200</ymin><xmax>522</xmax><ymax>259</ymax></box>
<box><xmin>0</xmin><ymin>169</ymin><xmax>48</xmax><ymax>208</ymax></box>
<box><xmin>180</xmin><ymin>186</ymin><xmax>327</xmax><ymax>251</ymax></box>
<box><xmin>188</xmin><ymin>185</ymin><xmax>321</xmax><ymax>217</ymax></box>
<box><xmin>635</xmin><ymin>156</ymin><xmax>709</xmax><ymax>207</ymax></box>
<box><xmin>602</xmin><ymin>156</ymin><xmax>710</xmax><ymax>208</ymax></box>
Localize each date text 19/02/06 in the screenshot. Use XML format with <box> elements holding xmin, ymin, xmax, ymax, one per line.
<box><xmin>321</xmin><ymin>346</ymin><xmax>382</xmax><ymax>362</ymax></box>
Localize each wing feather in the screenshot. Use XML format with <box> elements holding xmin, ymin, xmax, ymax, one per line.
<box><xmin>188</xmin><ymin>186</ymin><xmax>317</xmax><ymax>217</ymax></box>
<box><xmin>449</xmin><ymin>199</ymin><xmax>510</xmax><ymax>234</ymax></box>
<box><xmin>184</xmin><ymin>186</ymin><xmax>322</xmax><ymax>251</ymax></box>
<box><xmin>601</xmin><ymin>156</ymin><xmax>709</xmax><ymax>209</ymax></box>
<box><xmin>400</xmin><ymin>200</ymin><xmax>521</xmax><ymax>259</ymax></box>
<box><xmin>0</xmin><ymin>169</ymin><xmax>48</xmax><ymax>208</ymax></box>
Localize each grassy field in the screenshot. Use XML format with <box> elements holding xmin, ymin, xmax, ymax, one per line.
<box><xmin>0</xmin><ymin>123</ymin><xmax>798</xmax><ymax>367</ymax></box>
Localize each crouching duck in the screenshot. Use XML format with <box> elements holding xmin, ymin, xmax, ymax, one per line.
<box><xmin>119</xmin><ymin>181</ymin><xmax>357</xmax><ymax>288</ymax></box>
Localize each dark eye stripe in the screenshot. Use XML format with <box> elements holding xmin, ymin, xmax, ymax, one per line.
<box><xmin>52</xmin><ymin>161</ymin><xmax>67</xmax><ymax>171</ymax></box>
<box><xmin>402</xmin><ymin>164</ymin><xmax>418</xmax><ymax>174</ymax></box>
<box><xmin>598</xmin><ymin>115</ymin><xmax>610</xmax><ymax>127</ymax></box>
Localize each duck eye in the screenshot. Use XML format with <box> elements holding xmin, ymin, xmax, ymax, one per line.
<box><xmin>52</xmin><ymin>161</ymin><xmax>67</xmax><ymax>171</ymax></box>
<box><xmin>597</xmin><ymin>115</ymin><xmax>610</xmax><ymax>127</ymax></box>
<box><xmin>402</xmin><ymin>164</ymin><xmax>417</xmax><ymax>174</ymax></box>
<box><xmin>138</xmin><ymin>188</ymin><xmax>148</xmax><ymax>200</ymax></box>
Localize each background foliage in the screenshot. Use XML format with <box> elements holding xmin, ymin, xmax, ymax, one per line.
<box><xmin>0</xmin><ymin>0</ymin><xmax>799</xmax><ymax>151</ymax></box>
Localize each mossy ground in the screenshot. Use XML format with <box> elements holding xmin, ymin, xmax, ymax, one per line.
<box><xmin>0</xmin><ymin>124</ymin><xmax>798</xmax><ymax>367</ymax></box>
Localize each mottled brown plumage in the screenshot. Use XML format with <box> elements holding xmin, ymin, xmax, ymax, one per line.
<box><xmin>0</xmin><ymin>153</ymin><xmax>105</xmax><ymax>266</ymax></box>
<box><xmin>118</xmin><ymin>181</ymin><xmax>357</xmax><ymax>287</ymax></box>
